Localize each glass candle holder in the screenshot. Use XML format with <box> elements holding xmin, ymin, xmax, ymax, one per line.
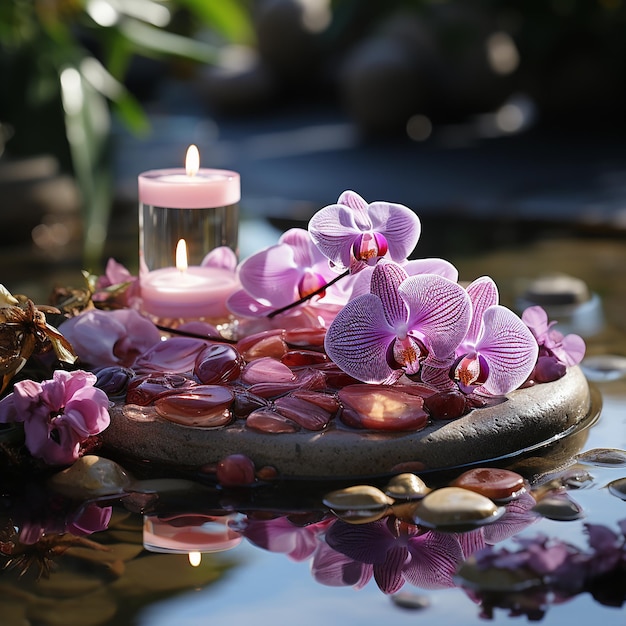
<box><xmin>138</xmin><ymin>160</ymin><xmax>240</xmax><ymax>321</ymax></box>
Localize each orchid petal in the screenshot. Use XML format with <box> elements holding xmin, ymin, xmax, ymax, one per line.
<box><xmin>404</xmin><ymin>258</ymin><xmax>459</xmax><ymax>282</ymax></box>
<box><xmin>308</xmin><ymin>204</ymin><xmax>366</xmax><ymax>270</ymax></box>
<box><xmin>554</xmin><ymin>333</ymin><xmax>586</xmax><ymax>366</ymax></box>
<box><xmin>279</xmin><ymin>228</ymin><xmax>319</xmax><ymax>269</ymax></box>
<box><xmin>336</xmin><ymin>190</ymin><xmax>370</xmax><ymax>226</ymax></box>
<box><xmin>324</xmin><ymin>295</ymin><xmax>401</xmax><ymax>384</ymax></box>
<box><xmin>325</xmin><ymin>520</ymin><xmax>395</xmax><ymax>564</ymax></box>
<box><xmin>238</xmin><ymin>244</ymin><xmax>301</xmax><ymax>307</ymax></box>
<box><xmin>483</xmin><ymin>492</ymin><xmax>538</xmax><ymax>544</ymax></box>
<box><xmin>465</xmin><ymin>276</ymin><xmax>499</xmax><ymax>346</ymax></box>
<box><xmin>311</xmin><ymin>542</ymin><xmax>373</xmax><ymax>588</ymax></box>
<box><xmin>201</xmin><ymin>246</ymin><xmax>237</xmax><ymax>272</ymax></box>
<box><xmin>374</xmin><ymin>546</ymin><xmax>408</xmax><ymax>594</ymax></box>
<box><xmin>474</xmin><ymin>306</ymin><xmax>539</xmax><ymax>395</ymax></box>
<box><xmin>226</xmin><ymin>289</ymin><xmax>275</xmax><ymax>318</ymax></box>
<box><xmin>370</xmin><ymin>262</ymin><xmax>409</xmax><ymax>328</ymax></box>
<box><xmin>400</xmin><ymin>275</ymin><xmax>472</xmax><ymax>360</ymax></box>
<box><xmin>521</xmin><ymin>305</ymin><xmax>550</xmax><ymax>338</ymax></box>
<box><xmin>367</xmin><ymin>201</ymin><xmax>421</xmax><ymax>262</ymax></box>
<box><xmin>404</xmin><ymin>531</ymin><xmax>464</xmax><ymax>589</ymax></box>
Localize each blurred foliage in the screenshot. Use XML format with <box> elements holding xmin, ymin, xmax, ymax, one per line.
<box><xmin>0</xmin><ymin>0</ymin><xmax>253</xmax><ymax>269</ymax></box>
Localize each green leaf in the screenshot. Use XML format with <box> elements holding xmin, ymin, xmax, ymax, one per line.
<box><xmin>175</xmin><ymin>0</ymin><xmax>254</xmax><ymax>43</ymax></box>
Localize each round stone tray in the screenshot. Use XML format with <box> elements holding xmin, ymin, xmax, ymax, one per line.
<box><xmin>102</xmin><ymin>366</ymin><xmax>593</xmax><ymax>480</ymax></box>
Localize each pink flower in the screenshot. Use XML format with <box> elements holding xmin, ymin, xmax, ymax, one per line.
<box><xmin>60</xmin><ymin>308</ymin><xmax>161</xmax><ymax>368</ymax></box>
<box><xmin>93</xmin><ymin>258</ymin><xmax>140</xmax><ymax>308</ymax></box>
<box><xmin>0</xmin><ymin>370</ymin><xmax>110</xmax><ymax>465</ymax></box>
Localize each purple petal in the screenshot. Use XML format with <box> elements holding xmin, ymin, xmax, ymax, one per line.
<box><xmin>399</xmin><ymin>275</ymin><xmax>472</xmax><ymax>361</ymax></box>
<box><xmin>308</xmin><ymin>204</ymin><xmax>366</xmax><ymax>270</ymax></box>
<box><xmin>374</xmin><ymin>546</ymin><xmax>408</xmax><ymax>594</ymax></box>
<box><xmin>324</xmin><ymin>295</ymin><xmax>401</xmax><ymax>384</ymax></box>
<box><xmin>279</xmin><ymin>228</ymin><xmax>319</xmax><ymax>269</ymax></box>
<box><xmin>243</xmin><ymin>517</ymin><xmax>319</xmax><ymax>560</ymax></box>
<box><xmin>404</xmin><ymin>258</ymin><xmax>459</xmax><ymax>282</ymax></box>
<box><xmin>483</xmin><ymin>492</ymin><xmax>539</xmax><ymax>544</ymax></box>
<box><xmin>311</xmin><ymin>542</ymin><xmax>373</xmax><ymax>588</ymax></box>
<box><xmin>370</xmin><ymin>262</ymin><xmax>409</xmax><ymax>328</ymax></box>
<box><xmin>554</xmin><ymin>333</ymin><xmax>586</xmax><ymax>366</ymax></box>
<box><xmin>135</xmin><ymin>337</ymin><xmax>210</xmax><ymax>374</ymax></box>
<box><xmin>465</xmin><ymin>276</ymin><xmax>499</xmax><ymax>346</ymax></box>
<box><xmin>325</xmin><ymin>519</ymin><xmax>396</xmax><ymax>564</ymax></box>
<box><xmin>367</xmin><ymin>202</ymin><xmax>421</xmax><ymax>262</ymax></box>
<box><xmin>226</xmin><ymin>289</ymin><xmax>276</xmax><ymax>318</ymax></box>
<box><xmin>337</xmin><ymin>190</ymin><xmax>370</xmax><ymax>225</ymax></box>
<box><xmin>404</xmin><ymin>531</ymin><xmax>464</xmax><ymax>589</ymax></box>
<box><xmin>474</xmin><ymin>306</ymin><xmax>539</xmax><ymax>395</ymax></box>
<box><xmin>521</xmin><ymin>306</ymin><xmax>550</xmax><ymax>340</ymax></box>
<box><xmin>238</xmin><ymin>243</ymin><xmax>302</xmax><ymax>307</ymax></box>
<box><xmin>457</xmin><ymin>528</ymin><xmax>487</xmax><ymax>558</ymax></box>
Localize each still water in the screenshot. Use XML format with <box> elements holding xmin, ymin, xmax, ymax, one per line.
<box><xmin>1</xmin><ymin>235</ymin><xmax>625</xmax><ymax>625</ymax></box>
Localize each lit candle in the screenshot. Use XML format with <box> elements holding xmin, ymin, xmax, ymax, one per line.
<box><xmin>138</xmin><ymin>146</ymin><xmax>240</xmax><ymax>320</ymax></box>
<box><xmin>140</xmin><ymin>237</ymin><xmax>239</xmax><ymax>320</ymax></box>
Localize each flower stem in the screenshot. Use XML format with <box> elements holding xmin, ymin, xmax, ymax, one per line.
<box><xmin>268</xmin><ymin>269</ymin><xmax>350</xmax><ymax>318</ymax></box>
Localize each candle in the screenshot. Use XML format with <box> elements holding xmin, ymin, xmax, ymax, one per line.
<box><xmin>138</xmin><ymin>146</ymin><xmax>240</xmax><ymax>320</ymax></box>
<box><xmin>140</xmin><ymin>238</ymin><xmax>239</xmax><ymax>320</ymax></box>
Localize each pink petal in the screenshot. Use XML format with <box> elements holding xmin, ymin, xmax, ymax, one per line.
<box><xmin>336</xmin><ymin>190</ymin><xmax>370</xmax><ymax>227</ymax></box>
<box><xmin>308</xmin><ymin>204</ymin><xmax>365</xmax><ymax>270</ymax></box>
<box><xmin>238</xmin><ymin>244</ymin><xmax>301</xmax><ymax>307</ymax></box>
<box><xmin>555</xmin><ymin>333</ymin><xmax>586</xmax><ymax>366</ymax></box>
<box><xmin>521</xmin><ymin>305</ymin><xmax>550</xmax><ymax>339</ymax></box>
<box><xmin>374</xmin><ymin>546</ymin><xmax>409</xmax><ymax>594</ymax></box>
<box><xmin>311</xmin><ymin>542</ymin><xmax>373</xmax><ymax>588</ymax></box>
<box><xmin>201</xmin><ymin>246</ymin><xmax>237</xmax><ymax>272</ymax></box>
<box><xmin>227</xmin><ymin>288</ymin><xmax>276</xmax><ymax>318</ymax></box>
<box><xmin>324</xmin><ymin>294</ymin><xmax>401</xmax><ymax>384</ymax></box>
<box><xmin>475</xmin><ymin>306</ymin><xmax>539</xmax><ymax>395</ymax></box>
<box><xmin>278</xmin><ymin>228</ymin><xmax>319</xmax><ymax>268</ymax></box>
<box><xmin>465</xmin><ymin>276</ymin><xmax>499</xmax><ymax>345</ymax></box>
<box><xmin>367</xmin><ymin>201</ymin><xmax>421</xmax><ymax>262</ymax></box>
<box><xmin>400</xmin><ymin>275</ymin><xmax>472</xmax><ymax>360</ymax></box>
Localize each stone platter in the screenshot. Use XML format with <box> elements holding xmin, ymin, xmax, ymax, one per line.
<box><xmin>102</xmin><ymin>366</ymin><xmax>592</xmax><ymax>480</ymax></box>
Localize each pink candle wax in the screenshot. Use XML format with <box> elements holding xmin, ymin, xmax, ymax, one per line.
<box><xmin>140</xmin><ymin>266</ymin><xmax>239</xmax><ymax>320</ymax></box>
<box><xmin>138</xmin><ymin>168</ymin><xmax>240</xmax><ymax>209</ymax></box>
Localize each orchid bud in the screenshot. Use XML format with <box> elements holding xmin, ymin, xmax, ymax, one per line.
<box><xmin>95</xmin><ymin>366</ymin><xmax>134</xmax><ymax>397</ymax></box>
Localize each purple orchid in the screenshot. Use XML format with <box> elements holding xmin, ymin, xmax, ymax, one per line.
<box><xmin>308</xmin><ymin>190</ymin><xmax>421</xmax><ymax>273</ymax></box>
<box><xmin>0</xmin><ymin>370</ymin><xmax>110</xmax><ymax>465</ymax></box>
<box><xmin>324</xmin><ymin>261</ymin><xmax>471</xmax><ymax>385</ymax></box>
<box><xmin>60</xmin><ymin>308</ymin><xmax>161</xmax><ymax>368</ymax></box>
<box><xmin>227</xmin><ymin>228</ymin><xmax>354</xmax><ymax>320</ymax></box>
<box><xmin>454</xmin><ymin>277</ymin><xmax>539</xmax><ymax>396</ymax></box>
<box><xmin>93</xmin><ymin>258</ymin><xmax>140</xmax><ymax>308</ymax></box>
<box><xmin>522</xmin><ymin>306</ymin><xmax>586</xmax><ymax>367</ymax></box>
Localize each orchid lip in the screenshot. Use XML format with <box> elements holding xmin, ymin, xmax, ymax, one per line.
<box><xmin>453</xmin><ymin>353</ymin><xmax>490</xmax><ymax>392</ymax></box>
<box><xmin>352</xmin><ymin>232</ymin><xmax>389</xmax><ymax>264</ymax></box>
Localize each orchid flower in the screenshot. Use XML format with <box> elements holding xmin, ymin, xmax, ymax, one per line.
<box><xmin>522</xmin><ymin>305</ymin><xmax>585</xmax><ymax>366</ymax></box>
<box><xmin>454</xmin><ymin>277</ymin><xmax>539</xmax><ymax>396</ymax></box>
<box><xmin>0</xmin><ymin>370</ymin><xmax>110</xmax><ymax>465</ymax></box>
<box><xmin>60</xmin><ymin>308</ymin><xmax>161</xmax><ymax>368</ymax></box>
<box><xmin>324</xmin><ymin>262</ymin><xmax>472</xmax><ymax>384</ymax></box>
<box><xmin>227</xmin><ymin>228</ymin><xmax>354</xmax><ymax>319</ymax></box>
<box><xmin>93</xmin><ymin>258</ymin><xmax>140</xmax><ymax>308</ymax></box>
<box><xmin>308</xmin><ymin>190</ymin><xmax>421</xmax><ymax>273</ymax></box>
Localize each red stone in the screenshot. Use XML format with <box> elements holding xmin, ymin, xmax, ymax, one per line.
<box><xmin>237</xmin><ymin>330</ymin><xmax>287</xmax><ymax>361</ymax></box>
<box><xmin>126</xmin><ymin>374</ymin><xmax>197</xmax><ymax>406</ymax></box>
<box><xmin>284</xmin><ymin>327</ymin><xmax>326</xmax><ymax>348</ymax></box>
<box><xmin>291</xmin><ymin>390</ymin><xmax>340</xmax><ymax>413</ymax></box>
<box><xmin>274</xmin><ymin>396</ymin><xmax>333</xmax><ymax>431</ymax></box>
<box><xmin>452</xmin><ymin>468</ymin><xmax>526</xmax><ymax>501</ymax></box>
<box><xmin>241</xmin><ymin>357</ymin><xmax>295</xmax><ymax>385</ymax></box>
<box><xmin>246</xmin><ymin>408</ymin><xmax>299</xmax><ymax>434</ymax></box>
<box><xmin>281</xmin><ymin>350</ymin><xmax>329</xmax><ymax>367</ymax></box>
<box><xmin>154</xmin><ymin>386</ymin><xmax>234</xmax><ymax>428</ymax></box>
<box><xmin>232</xmin><ymin>388</ymin><xmax>269</xmax><ymax>418</ymax></box>
<box><xmin>194</xmin><ymin>343</ymin><xmax>243</xmax><ymax>384</ymax></box>
<box><xmin>338</xmin><ymin>385</ymin><xmax>429</xmax><ymax>431</ymax></box>
<box><xmin>424</xmin><ymin>390</ymin><xmax>469</xmax><ymax>420</ymax></box>
<box><xmin>216</xmin><ymin>454</ymin><xmax>256</xmax><ymax>487</ymax></box>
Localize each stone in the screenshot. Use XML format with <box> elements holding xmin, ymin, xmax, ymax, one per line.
<box><xmin>246</xmin><ymin>408</ymin><xmax>299</xmax><ymax>434</ymax></box>
<box><xmin>241</xmin><ymin>357</ymin><xmax>295</xmax><ymax>385</ymax></box>
<box><xmin>273</xmin><ymin>396</ymin><xmax>333</xmax><ymax>431</ymax></box>
<box><xmin>194</xmin><ymin>343</ymin><xmax>243</xmax><ymax>384</ymax></box>
<box><xmin>451</xmin><ymin>468</ymin><xmax>526</xmax><ymax>501</ymax></box>
<box><xmin>281</xmin><ymin>350</ymin><xmax>329</xmax><ymax>367</ymax></box>
<box><xmin>237</xmin><ymin>330</ymin><xmax>287</xmax><ymax>361</ymax></box>
<box><xmin>323</xmin><ymin>485</ymin><xmax>393</xmax><ymax>523</ymax></box>
<box><xmin>532</xmin><ymin>492</ymin><xmax>584</xmax><ymax>520</ymax></box>
<box><xmin>154</xmin><ymin>386</ymin><xmax>234</xmax><ymax>427</ymax></box>
<box><xmin>607</xmin><ymin>477</ymin><xmax>626</xmax><ymax>501</ymax></box>
<box><xmin>216</xmin><ymin>453</ymin><xmax>256</xmax><ymax>487</ymax></box>
<box><xmin>339</xmin><ymin>384</ymin><xmax>429</xmax><ymax>431</ymax></box>
<box><xmin>48</xmin><ymin>455</ymin><xmax>133</xmax><ymax>499</ymax></box>
<box><xmin>384</xmin><ymin>473</ymin><xmax>430</xmax><ymax>500</ymax></box>
<box><xmin>415</xmin><ymin>487</ymin><xmax>502</xmax><ymax>529</ymax></box>
<box><xmin>126</xmin><ymin>373</ymin><xmax>197</xmax><ymax>406</ymax></box>
<box><xmin>576</xmin><ymin>448</ymin><xmax>626</xmax><ymax>467</ymax></box>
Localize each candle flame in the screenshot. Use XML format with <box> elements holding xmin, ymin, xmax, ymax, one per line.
<box><xmin>176</xmin><ymin>239</ymin><xmax>188</xmax><ymax>272</ymax></box>
<box><xmin>188</xmin><ymin>551</ymin><xmax>202</xmax><ymax>567</ymax></box>
<box><xmin>185</xmin><ymin>144</ymin><xmax>200</xmax><ymax>177</ymax></box>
